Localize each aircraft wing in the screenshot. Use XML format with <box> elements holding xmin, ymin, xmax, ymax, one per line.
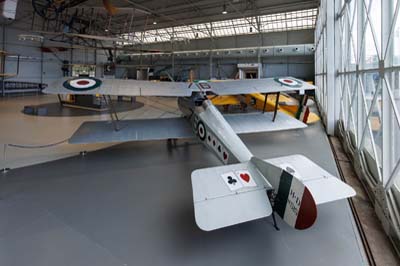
<box><xmin>43</xmin><ymin>76</ymin><xmax>312</xmax><ymax>97</ymax></box>
<box><xmin>69</xmin><ymin>117</ymin><xmax>194</xmax><ymax>144</ymax></box>
<box><xmin>205</xmin><ymin>77</ymin><xmax>315</xmax><ymax>95</ymax></box>
<box><xmin>192</xmin><ymin>161</ymin><xmax>273</xmax><ymax>231</ymax></box>
<box><xmin>43</xmin><ymin>77</ymin><xmax>194</xmax><ymax>97</ymax></box>
<box><xmin>224</xmin><ymin>111</ymin><xmax>307</xmax><ymax>134</ymax></box>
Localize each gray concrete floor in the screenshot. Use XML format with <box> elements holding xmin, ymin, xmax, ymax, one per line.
<box><xmin>0</xmin><ymin>95</ymin><xmax>180</xmax><ymax>169</ymax></box>
<box><xmin>0</xmin><ymin>107</ymin><xmax>367</xmax><ymax>266</ymax></box>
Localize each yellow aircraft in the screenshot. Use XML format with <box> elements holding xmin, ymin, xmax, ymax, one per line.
<box><xmin>209</xmin><ymin>93</ymin><xmax>320</xmax><ymax>124</ymax></box>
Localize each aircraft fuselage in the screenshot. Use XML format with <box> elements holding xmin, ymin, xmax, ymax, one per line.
<box><xmin>178</xmin><ymin>93</ymin><xmax>253</xmax><ymax>165</ymax></box>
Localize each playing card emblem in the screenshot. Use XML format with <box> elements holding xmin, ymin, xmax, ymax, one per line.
<box><xmin>221</xmin><ymin>172</ymin><xmax>243</xmax><ymax>191</ymax></box>
<box><xmin>235</xmin><ymin>170</ymin><xmax>257</xmax><ymax>187</ymax></box>
<box><xmin>240</xmin><ymin>173</ymin><xmax>250</xmax><ymax>183</ymax></box>
<box><xmin>227</xmin><ymin>176</ymin><xmax>237</xmax><ymax>185</ymax></box>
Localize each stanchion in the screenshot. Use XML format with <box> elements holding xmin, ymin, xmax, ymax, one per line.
<box><xmin>2</xmin><ymin>144</ymin><xmax>10</xmax><ymax>173</ymax></box>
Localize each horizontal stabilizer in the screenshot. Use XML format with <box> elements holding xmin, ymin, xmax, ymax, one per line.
<box><xmin>224</xmin><ymin>112</ymin><xmax>307</xmax><ymax>134</ymax></box>
<box><xmin>69</xmin><ymin>117</ymin><xmax>194</xmax><ymax>144</ymax></box>
<box><xmin>191</xmin><ymin>162</ymin><xmax>273</xmax><ymax>231</ymax></box>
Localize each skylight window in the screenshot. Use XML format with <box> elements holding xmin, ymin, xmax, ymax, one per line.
<box><xmin>119</xmin><ymin>8</ymin><xmax>317</xmax><ymax>44</ymax></box>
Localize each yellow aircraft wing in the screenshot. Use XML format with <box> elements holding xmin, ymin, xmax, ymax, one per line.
<box><xmin>245</xmin><ymin>93</ymin><xmax>320</xmax><ymax>124</ymax></box>
<box><xmin>209</xmin><ymin>95</ymin><xmax>241</xmax><ymax>106</ymax></box>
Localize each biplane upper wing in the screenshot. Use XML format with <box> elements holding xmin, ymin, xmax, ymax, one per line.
<box><xmin>43</xmin><ymin>76</ymin><xmax>313</xmax><ymax>97</ymax></box>
<box><xmin>204</xmin><ymin>77</ymin><xmax>315</xmax><ymax>95</ymax></box>
<box><xmin>43</xmin><ymin>77</ymin><xmax>194</xmax><ymax>97</ymax></box>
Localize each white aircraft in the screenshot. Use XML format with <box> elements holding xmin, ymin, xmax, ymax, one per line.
<box><xmin>44</xmin><ymin>77</ymin><xmax>356</xmax><ymax>231</ymax></box>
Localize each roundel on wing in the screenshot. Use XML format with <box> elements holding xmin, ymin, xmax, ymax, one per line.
<box><xmin>63</xmin><ymin>77</ymin><xmax>102</xmax><ymax>91</ymax></box>
<box><xmin>274</xmin><ymin>77</ymin><xmax>302</xmax><ymax>88</ymax></box>
<box><xmin>197</xmin><ymin>121</ymin><xmax>206</xmax><ymax>141</ymax></box>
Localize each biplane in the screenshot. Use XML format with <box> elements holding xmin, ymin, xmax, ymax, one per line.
<box><xmin>209</xmin><ymin>91</ymin><xmax>320</xmax><ymax>124</ymax></box>
<box><xmin>44</xmin><ymin>76</ymin><xmax>355</xmax><ymax>231</ymax></box>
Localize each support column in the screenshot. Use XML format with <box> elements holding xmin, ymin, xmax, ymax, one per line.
<box><xmin>334</xmin><ymin>0</ymin><xmax>342</xmax><ymax>134</ymax></box>
<box><xmin>382</xmin><ymin>0</ymin><xmax>393</xmax><ymax>185</ymax></box>
<box><xmin>325</xmin><ymin>0</ymin><xmax>336</xmax><ymax>135</ymax></box>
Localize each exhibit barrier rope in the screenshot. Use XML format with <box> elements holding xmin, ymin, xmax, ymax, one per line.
<box><xmin>6</xmin><ymin>139</ymin><xmax>69</xmax><ymax>149</ymax></box>
<box><xmin>2</xmin><ymin>138</ymin><xmax>70</xmax><ymax>173</ymax></box>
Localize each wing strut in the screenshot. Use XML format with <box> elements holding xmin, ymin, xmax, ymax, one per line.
<box><xmin>261</xmin><ymin>92</ymin><xmax>280</xmax><ymax>122</ymax></box>
<box><xmin>262</xmin><ymin>93</ymin><xmax>268</xmax><ymax>114</ymax></box>
<box><xmin>103</xmin><ymin>95</ymin><xmax>120</xmax><ymax>131</ymax></box>
<box><xmin>273</xmin><ymin>92</ymin><xmax>280</xmax><ymax>122</ymax></box>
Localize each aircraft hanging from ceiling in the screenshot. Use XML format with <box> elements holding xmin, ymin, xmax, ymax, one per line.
<box><xmin>34</xmin><ymin>30</ymin><xmax>167</xmax><ymax>53</ymax></box>
<box><xmin>32</xmin><ymin>0</ymin><xmax>144</xmax><ymax>19</ymax></box>
<box><xmin>43</xmin><ymin>77</ymin><xmax>355</xmax><ymax>231</ymax></box>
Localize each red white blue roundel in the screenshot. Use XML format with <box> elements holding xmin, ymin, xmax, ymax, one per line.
<box><xmin>274</xmin><ymin>77</ymin><xmax>302</xmax><ymax>88</ymax></box>
<box><xmin>63</xmin><ymin>77</ymin><xmax>102</xmax><ymax>91</ymax></box>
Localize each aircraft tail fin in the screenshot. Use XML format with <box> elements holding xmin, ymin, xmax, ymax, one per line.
<box><xmin>250</xmin><ymin>155</ymin><xmax>356</xmax><ymax>230</ymax></box>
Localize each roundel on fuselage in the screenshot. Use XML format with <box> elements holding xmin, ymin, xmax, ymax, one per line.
<box><xmin>197</xmin><ymin>121</ymin><xmax>206</xmax><ymax>141</ymax></box>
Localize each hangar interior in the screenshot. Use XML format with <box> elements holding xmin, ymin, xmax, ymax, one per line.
<box><xmin>0</xmin><ymin>0</ymin><xmax>400</xmax><ymax>265</ymax></box>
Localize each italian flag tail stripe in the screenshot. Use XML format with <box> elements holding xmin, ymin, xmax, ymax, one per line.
<box><xmin>295</xmin><ymin>95</ymin><xmax>309</xmax><ymax>120</ymax></box>
<box><xmin>274</xmin><ymin>170</ymin><xmax>318</xmax><ymax>230</ymax></box>
<box><xmin>295</xmin><ymin>187</ymin><xmax>317</xmax><ymax>230</ymax></box>
<box><xmin>274</xmin><ymin>171</ymin><xmax>293</xmax><ymax>218</ymax></box>
<box><xmin>300</xmin><ymin>106</ymin><xmax>310</xmax><ymax>123</ymax></box>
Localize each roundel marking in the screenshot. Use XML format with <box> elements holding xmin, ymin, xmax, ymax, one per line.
<box><xmin>63</xmin><ymin>77</ymin><xmax>102</xmax><ymax>91</ymax></box>
<box><xmin>197</xmin><ymin>122</ymin><xmax>206</xmax><ymax>141</ymax></box>
<box><xmin>274</xmin><ymin>77</ymin><xmax>302</xmax><ymax>88</ymax></box>
<box><xmin>77</xmin><ymin>80</ymin><xmax>90</xmax><ymax>86</ymax></box>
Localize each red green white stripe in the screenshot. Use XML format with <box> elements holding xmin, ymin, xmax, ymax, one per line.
<box><xmin>274</xmin><ymin>170</ymin><xmax>317</xmax><ymax>230</ymax></box>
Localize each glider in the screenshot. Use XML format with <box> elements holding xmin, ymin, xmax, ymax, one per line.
<box><xmin>43</xmin><ymin>76</ymin><xmax>355</xmax><ymax>231</ymax></box>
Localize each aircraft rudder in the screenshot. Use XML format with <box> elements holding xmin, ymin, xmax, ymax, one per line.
<box><xmin>250</xmin><ymin>156</ymin><xmax>318</xmax><ymax>230</ymax></box>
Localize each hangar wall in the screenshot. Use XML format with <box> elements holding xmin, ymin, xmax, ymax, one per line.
<box><xmin>122</xmin><ymin>29</ymin><xmax>315</xmax><ymax>81</ymax></box>
<box><xmin>0</xmin><ymin>23</ymin><xmax>314</xmax><ymax>86</ymax></box>
<box><xmin>0</xmin><ymin>24</ymin><xmax>109</xmax><ymax>85</ymax></box>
